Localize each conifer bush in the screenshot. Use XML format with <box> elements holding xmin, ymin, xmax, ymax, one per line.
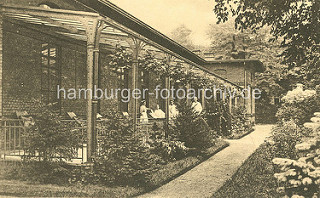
<box><xmin>173</xmin><ymin>102</ymin><xmax>216</xmax><ymax>149</ymax></box>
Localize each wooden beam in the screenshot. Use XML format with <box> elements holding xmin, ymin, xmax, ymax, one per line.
<box><xmin>29</xmin><ymin>15</ymin><xmax>79</xmax><ymax>34</ymax></box>
<box><xmin>0</xmin><ymin>14</ymin><xmax>3</xmax><ymax>116</ymax></box>
<box><xmin>3</xmin><ymin>19</ymin><xmax>113</xmax><ymax>53</ymax></box>
<box><xmin>0</xmin><ymin>4</ymin><xmax>99</xmax><ymax>20</ymax></box>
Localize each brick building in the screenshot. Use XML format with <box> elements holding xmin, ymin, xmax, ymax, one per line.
<box><xmin>0</xmin><ymin>0</ymin><xmax>264</xmax><ymax>161</ymax></box>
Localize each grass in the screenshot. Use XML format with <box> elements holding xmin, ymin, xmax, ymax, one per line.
<box><xmin>212</xmin><ymin>143</ymin><xmax>279</xmax><ymax>198</ymax></box>
<box><xmin>0</xmin><ymin>140</ymin><xmax>229</xmax><ymax>197</ymax></box>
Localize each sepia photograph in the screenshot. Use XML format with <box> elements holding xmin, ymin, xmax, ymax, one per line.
<box><xmin>0</xmin><ymin>0</ymin><xmax>319</xmax><ymax>197</ymax></box>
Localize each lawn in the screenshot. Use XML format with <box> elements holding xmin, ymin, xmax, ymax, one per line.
<box><xmin>0</xmin><ymin>140</ymin><xmax>228</xmax><ymax>197</ymax></box>
<box><xmin>212</xmin><ymin>143</ymin><xmax>279</xmax><ymax>198</ymax></box>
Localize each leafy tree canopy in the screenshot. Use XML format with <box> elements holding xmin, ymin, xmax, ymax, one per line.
<box><xmin>213</xmin><ymin>0</ymin><xmax>320</xmax><ymax>69</ymax></box>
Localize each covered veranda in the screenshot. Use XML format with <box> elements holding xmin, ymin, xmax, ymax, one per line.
<box><xmin>0</xmin><ymin>2</ymin><xmax>242</xmax><ymax>163</ymax></box>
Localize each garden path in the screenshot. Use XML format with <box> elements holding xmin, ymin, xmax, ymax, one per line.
<box><xmin>138</xmin><ymin>124</ymin><xmax>273</xmax><ymax>198</ymax></box>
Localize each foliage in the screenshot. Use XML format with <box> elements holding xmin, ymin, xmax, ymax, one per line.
<box><xmin>23</xmin><ymin>104</ymin><xmax>81</xmax><ymax>161</ymax></box>
<box><xmin>205</xmin><ymin>99</ymin><xmax>232</xmax><ymax>137</ymax></box>
<box><xmin>270</xmin><ymin>121</ymin><xmax>311</xmax><ymax>159</ymax></box>
<box><xmin>170</xmin><ymin>24</ymin><xmax>195</xmax><ymax>50</ymax></box>
<box><xmin>273</xmin><ymin>131</ymin><xmax>320</xmax><ymax>197</ymax></box>
<box><xmin>108</xmin><ymin>46</ymin><xmax>132</xmax><ymax>71</ymax></box>
<box><xmin>173</xmin><ymin>101</ymin><xmax>216</xmax><ymax>149</ymax></box>
<box><xmin>230</xmin><ymin>105</ymin><xmax>250</xmax><ymax>137</ymax></box>
<box><xmin>276</xmin><ymin>86</ymin><xmax>320</xmax><ymax>125</ymax></box>
<box><xmin>92</xmin><ymin>111</ymin><xmax>158</xmax><ymax>186</ymax></box>
<box><xmin>213</xmin><ymin>0</ymin><xmax>320</xmax><ymax>69</ymax></box>
<box><xmin>148</xmin><ymin>130</ymin><xmax>188</xmax><ymax>162</ymax></box>
<box><xmin>108</xmin><ymin>46</ymin><xmax>239</xmax><ymax>91</ymax></box>
<box><xmin>5</xmin><ymin>161</ymin><xmax>72</xmax><ymax>185</ymax></box>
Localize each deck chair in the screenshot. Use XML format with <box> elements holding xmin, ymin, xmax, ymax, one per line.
<box><xmin>16</xmin><ymin>111</ymin><xmax>34</xmax><ymax>127</ymax></box>
<box><xmin>67</xmin><ymin>112</ymin><xmax>85</xmax><ymax>127</ymax></box>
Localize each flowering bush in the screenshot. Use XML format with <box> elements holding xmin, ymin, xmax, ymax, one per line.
<box><xmin>270</xmin><ymin>121</ymin><xmax>312</xmax><ymax>159</ymax></box>
<box><xmin>281</xmin><ymin>84</ymin><xmax>316</xmax><ymax>104</ymax></box>
<box><xmin>273</xmin><ymin>137</ymin><xmax>320</xmax><ymax>197</ymax></box>
<box><xmin>276</xmin><ymin>85</ymin><xmax>319</xmax><ymax>125</ymax></box>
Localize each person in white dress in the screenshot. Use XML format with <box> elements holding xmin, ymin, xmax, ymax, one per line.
<box><xmin>140</xmin><ymin>100</ymin><xmax>149</xmax><ymax>124</ymax></box>
<box><xmin>169</xmin><ymin>100</ymin><xmax>179</xmax><ymax>119</ymax></box>
<box><xmin>191</xmin><ymin>97</ymin><xmax>202</xmax><ymax>115</ymax></box>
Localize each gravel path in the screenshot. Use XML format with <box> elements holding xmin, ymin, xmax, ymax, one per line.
<box><xmin>138</xmin><ymin>124</ymin><xmax>273</xmax><ymax>198</ymax></box>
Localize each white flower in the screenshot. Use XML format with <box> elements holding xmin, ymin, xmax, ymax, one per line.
<box><xmin>302</xmin><ymin>177</ymin><xmax>313</xmax><ymax>185</ymax></box>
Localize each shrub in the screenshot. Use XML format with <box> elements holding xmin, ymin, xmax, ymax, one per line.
<box><xmin>273</xmin><ymin>131</ymin><xmax>320</xmax><ymax>197</ymax></box>
<box><xmin>205</xmin><ymin>99</ymin><xmax>232</xmax><ymax>136</ymax></box>
<box><xmin>173</xmin><ymin>102</ymin><xmax>216</xmax><ymax>149</ymax></box>
<box><xmin>148</xmin><ymin>128</ymin><xmax>188</xmax><ymax>161</ymax></box>
<box><xmin>230</xmin><ymin>106</ymin><xmax>249</xmax><ymax>137</ymax></box>
<box><xmin>93</xmin><ymin>111</ymin><xmax>158</xmax><ymax>186</ymax></box>
<box><xmin>23</xmin><ymin>104</ymin><xmax>81</xmax><ymax>161</ymax></box>
<box><xmin>276</xmin><ymin>88</ymin><xmax>320</xmax><ymax>125</ymax></box>
<box><xmin>270</xmin><ymin>121</ymin><xmax>311</xmax><ymax>159</ymax></box>
<box><xmin>6</xmin><ymin>161</ymin><xmax>72</xmax><ymax>185</ymax></box>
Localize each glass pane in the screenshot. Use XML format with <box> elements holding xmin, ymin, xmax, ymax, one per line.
<box><xmin>42</xmin><ymin>48</ymin><xmax>48</xmax><ymax>56</ymax></box>
<box><xmin>41</xmin><ymin>43</ymin><xmax>48</xmax><ymax>48</ymax></box>
<box><xmin>50</xmin><ymin>48</ymin><xmax>57</xmax><ymax>58</ymax></box>
<box><xmin>49</xmin><ymin>59</ymin><xmax>56</xmax><ymax>67</ymax></box>
<box><xmin>50</xmin><ymin>71</ymin><xmax>59</xmax><ymax>91</ymax></box>
<box><xmin>41</xmin><ymin>57</ymin><xmax>48</xmax><ymax>66</ymax></box>
<box><xmin>42</xmin><ymin>68</ymin><xmax>49</xmax><ymax>89</ymax></box>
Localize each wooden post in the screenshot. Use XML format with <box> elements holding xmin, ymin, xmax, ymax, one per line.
<box><xmin>164</xmin><ymin>76</ymin><xmax>170</xmax><ymax>136</ymax></box>
<box><xmin>201</xmin><ymin>89</ymin><xmax>205</xmax><ymax>110</ymax></box>
<box><xmin>83</xmin><ymin>19</ymin><xmax>98</xmax><ymax>163</ymax></box>
<box><xmin>129</xmin><ymin>39</ymin><xmax>143</xmax><ymax>133</ymax></box>
<box><xmin>229</xmin><ymin>94</ymin><xmax>232</xmax><ymax>114</ymax></box>
<box><xmin>92</xmin><ymin>21</ymin><xmax>104</xmax><ymax>153</ymax></box>
<box><xmin>0</xmin><ymin>14</ymin><xmax>3</xmax><ymax>117</ymax></box>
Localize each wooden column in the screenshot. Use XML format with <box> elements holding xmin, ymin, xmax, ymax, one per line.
<box><xmin>83</xmin><ymin>19</ymin><xmax>99</xmax><ymax>163</ymax></box>
<box><xmin>164</xmin><ymin>76</ymin><xmax>170</xmax><ymax>136</ymax></box>
<box><xmin>0</xmin><ymin>15</ymin><xmax>3</xmax><ymax>117</ymax></box>
<box><xmin>229</xmin><ymin>94</ymin><xmax>232</xmax><ymax>114</ymax></box>
<box><xmin>92</xmin><ymin>21</ymin><xmax>104</xmax><ymax>153</ymax></box>
<box><xmin>129</xmin><ymin>39</ymin><xmax>143</xmax><ymax>132</ymax></box>
<box><xmin>201</xmin><ymin>89</ymin><xmax>205</xmax><ymax>110</ymax></box>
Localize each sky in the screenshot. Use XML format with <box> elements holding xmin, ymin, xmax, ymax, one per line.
<box><xmin>108</xmin><ymin>0</ymin><xmax>217</xmax><ymax>46</ymax></box>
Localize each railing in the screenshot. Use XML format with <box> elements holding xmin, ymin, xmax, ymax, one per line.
<box><xmin>0</xmin><ymin>117</ymin><xmax>167</xmax><ymax>163</ymax></box>
<box><xmin>0</xmin><ymin>119</ymin><xmax>25</xmax><ymax>160</ymax></box>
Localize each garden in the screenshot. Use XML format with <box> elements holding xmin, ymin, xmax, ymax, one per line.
<box><xmin>0</xmin><ymin>48</ymin><xmax>253</xmax><ymax>197</ymax></box>
<box><xmin>213</xmin><ymin>85</ymin><xmax>320</xmax><ymax>198</ymax></box>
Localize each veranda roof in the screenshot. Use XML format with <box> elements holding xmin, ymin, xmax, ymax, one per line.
<box><xmin>0</xmin><ymin>3</ymin><xmax>244</xmax><ymax>90</ymax></box>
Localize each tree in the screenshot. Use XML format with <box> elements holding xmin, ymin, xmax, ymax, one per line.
<box><xmin>170</xmin><ymin>24</ymin><xmax>195</xmax><ymax>50</ymax></box>
<box><xmin>213</xmin><ymin>0</ymin><xmax>320</xmax><ymax>86</ymax></box>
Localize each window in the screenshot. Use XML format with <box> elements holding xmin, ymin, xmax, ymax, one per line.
<box><xmin>41</xmin><ymin>43</ymin><xmax>60</xmax><ymax>108</ymax></box>
<box><xmin>116</xmin><ymin>68</ymin><xmax>129</xmax><ymax>112</ymax></box>
<box><xmin>139</xmin><ymin>69</ymin><xmax>149</xmax><ymax>106</ymax></box>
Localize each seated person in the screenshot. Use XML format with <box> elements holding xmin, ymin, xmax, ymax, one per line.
<box><xmin>150</xmin><ymin>105</ymin><xmax>165</xmax><ymax>119</ymax></box>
